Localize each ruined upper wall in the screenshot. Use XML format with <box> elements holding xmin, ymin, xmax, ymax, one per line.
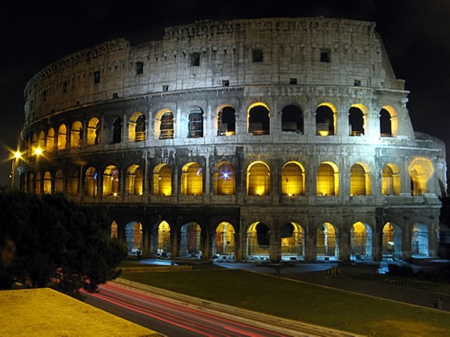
<box><xmin>23</xmin><ymin>17</ymin><xmax>404</xmax><ymax>125</ymax></box>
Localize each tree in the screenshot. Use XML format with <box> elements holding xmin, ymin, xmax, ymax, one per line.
<box><xmin>0</xmin><ymin>192</ymin><xmax>127</xmax><ymax>296</ymax></box>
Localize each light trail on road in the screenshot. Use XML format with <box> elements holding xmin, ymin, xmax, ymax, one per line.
<box><xmin>83</xmin><ymin>283</ymin><xmax>292</xmax><ymax>337</ymax></box>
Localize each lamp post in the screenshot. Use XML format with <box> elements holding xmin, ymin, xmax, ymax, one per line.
<box><xmin>9</xmin><ymin>151</ymin><xmax>22</xmax><ymax>188</ymax></box>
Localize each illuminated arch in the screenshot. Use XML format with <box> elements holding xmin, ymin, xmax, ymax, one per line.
<box><xmin>281</xmin><ymin>104</ymin><xmax>304</xmax><ymax>134</ymax></box>
<box><xmin>103</xmin><ymin>165</ymin><xmax>119</xmax><ymax>196</ymax></box>
<box><xmin>38</xmin><ymin>131</ymin><xmax>45</xmax><ymax>150</ymax></box>
<box><xmin>213</xmin><ymin>162</ymin><xmax>236</xmax><ymax>195</ymax></box>
<box><xmin>46</xmin><ymin>128</ymin><xmax>55</xmax><ymax>152</ymax></box>
<box><xmin>248</xmin><ymin>102</ymin><xmax>270</xmax><ymax>135</ymax></box>
<box><xmin>280</xmin><ymin>222</ymin><xmax>304</xmax><ymax>260</ymax></box>
<box><xmin>28</xmin><ymin>173</ymin><xmax>35</xmax><ymax>194</ymax></box>
<box><xmin>281</xmin><ymin>161</ymin><xmax>305</xmax><ymax>196</ymax></box>
<box><xmin>316</xmin><ymin>102</ymin><xmax>337</xmax><ymax>136</ymax></box>
<box><xmin>55</xmin><ymin>169</ymin><xmax>64</xmax><ymax>193</ymax></box>
<box><xmin>246</xmin><ymin>222</ymin><xmax>270</xmax><ymax>260</ymax></box>
<box><xmin>155</xmin><ymin>109</ymin><xmax>174</xmax><ymax>139</ymax></box>
<box><xmin>43</xmin><ymin>171</ymin><xmax>52</xmax><ymax>194</ymax></box>
<box><xmin>350</xmin><ymin>163</ymin><xmax>371</xmax><ymax>196</ymax></box>
<box><xmin>157</xmin><ymin>221</ymin><xmax>171</xmax><ymax>256</ymax></box>
<box><xmin>181</xmin><ymin>162</ymin><xmax>203</xmax><ymax>196</ymax></box>
<box><xmin>110</xmin><ymin>221</ymin><xmax>118</xmax><ymax>239</ymax></box>
<box><xmin>214</xmin><ymin>222</ymin><xmax>236</xmax><ymax>256</ymax></box>
<box><xmin>126</xmin><ymin>165</ymin><xmax>143</xmax><ymax>196</ymax></box>
<box><xmin>129</xmin><ymin>112</ymin><xmax>146</xmax><ymax>142</ymax></box>
<box><xmin>382</xmin><ymin>222</ymin><xmax>402</xmax><ymax>259</ymax></box>
<box><xmin>316</xmin><ymin>222</ymin><xmax>338</xmax><ymax>259</ymax></box>
<box><xmin>380</xmin><ymin>105</ymin><xmax>399</xmax><ymax>137</ymax></box>
<box><xmin>188</xmin><ymin>106</ymin><xmax>204</xmax><ymax>138</ymax></box>
<box><xmin>57</xmin><ymin>124</ymin><xmax>67</xmax><ymax>150</ymax></box>
<box><xmin>153</xmin><ymin>164</ymin><xmax>172</xmax><ymax>196</ymax></box>
<box><xmin>411</xmin><ymin>223</ymin><xmax>429</xmax><ymax>256</ymax></box>
<box><xmin>382</xmin><ymin>164</ymin><xmax>401</xmax><ymax>196</ymax></box>
<box><xmin>67</xmin><ymin>169</ymin><xmax>79</xmax><ymax>196</ymax></box>
<box><xmin>180</xmin><ymin>222</ymin><xmax>202</xmax><ymax>257</ymax></box>
<box><xmin>87</xmin><ymin>117</ymin><xmax>100</xmax><ymax>145</ymax></box>
<box><xmin>409</xmin><ymin>157</ymin><xmax>435</xmax><ymax>196</ymax></box>
<box><xmin>316</xmin><ymin>161</ymin><xmax>339</xmax><ymax>196</ymax></box>
<box><xmin>216</xmin><ymin>104</ymin><xmax>236</xmax><ymax>136</ymax></box>
<box><xmin>85</xmin><ymin>167</ymin><xmax>97</xmax><ymax>197</ymax></box>
<box><xmin>70</xmin><ymin>121</ymin><xmax>83</xmax><ymax>148</ymax></box>
<box><xmin>125</xmin><ymin>221</ymin><xmax>143</xmax><ymax>252</ymax></box>
<box><xmin>247</xmin><ymin>161</ymin><xmax>270</xmax><ymax>196</ymax></box>
<box><xmin>350</xmin><ymin>222</ymin><xmax>372</xmax><ymax>260</ymax></box>
<box><xmin>349</xmin><ymin>104</ymin><xmax>368</xmax><ymax>136</ymax></box>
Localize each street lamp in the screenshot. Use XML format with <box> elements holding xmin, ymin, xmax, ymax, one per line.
<box><xmin>10</xmin><ymin>151</ymin><xmax>22</xmax><ymax>188</ymax></box>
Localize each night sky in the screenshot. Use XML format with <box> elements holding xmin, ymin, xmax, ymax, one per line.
<box><xmin>1</xmin><ymin>0</ymin><xmax>449</xmax><ymax>187</ymax></box>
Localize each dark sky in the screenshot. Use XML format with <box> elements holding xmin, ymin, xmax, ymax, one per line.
<box><xmin>1</xmin><ymin>0</ymin><xmax>450</xmax><ymax>186</ymax></box>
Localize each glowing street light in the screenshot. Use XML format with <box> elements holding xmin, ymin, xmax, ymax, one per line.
<box><xmin>9</xmin><ymin>150</ymin><xmax>23</xmax><ymax>188</ymax></box>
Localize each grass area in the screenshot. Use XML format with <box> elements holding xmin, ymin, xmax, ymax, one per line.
<box><xmin>121</xmin><ymin>269</ymin><xmax>450</xmax><ymax>337</ymax></box>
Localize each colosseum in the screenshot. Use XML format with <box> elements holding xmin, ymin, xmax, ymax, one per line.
<box><xmin>19</xmin><ymin>17</ymin><xmax>447</xmax><ymax>263</ymax></box>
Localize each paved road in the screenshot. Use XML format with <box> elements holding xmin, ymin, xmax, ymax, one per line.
<box><xmin>83</xmin><ymin>282</ymin><xmax>300</xmax><ymax>337</ymax></box>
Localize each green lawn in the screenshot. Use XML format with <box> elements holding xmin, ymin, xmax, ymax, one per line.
<box><xmin>120</xmin><ymin>269</ymin><xmax>450</xmax><ymax>337</ymax></box>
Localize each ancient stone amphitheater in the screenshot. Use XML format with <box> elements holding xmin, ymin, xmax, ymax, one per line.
<box><xmin>20</xmin><ymin>17</ymin><xmax>446</xmax><ymax>262</ymax></box>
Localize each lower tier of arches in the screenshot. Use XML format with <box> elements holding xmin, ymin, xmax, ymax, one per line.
<box><xmin>103</xmin><ymin>204</ymin><xmax>442</xmax><ymax>262</ymax></box>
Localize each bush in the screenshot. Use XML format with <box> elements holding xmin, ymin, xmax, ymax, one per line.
<box><xmin>387</xmin><ymin>263</ymin><xmax>414</xmax><ymax>277</ymax></box>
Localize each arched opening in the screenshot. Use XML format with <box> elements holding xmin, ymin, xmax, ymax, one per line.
<box><xmin>43</xmin><ymin>171</ymin><xmax>52</xmax><ymax>194</ymax></box>
<box><xmin>316</xmin><ymin>103</ymin><xmax>336</xmax><ymax>136</ymax></box>
<box><xmin>46</xmin><ymin>128</ymin><xmax>55</xmax><ymax>152</ymax></box>
<box><xmin>110</xmin><ymin>221</ymin><xmax>118</xmax><ymax>239</ymax></box>
<box><xmin>38</xmin><ymin>131</ymin><xmax>45</xmax><ymax>150</ymax></box>
<box><xmin>103</xmin><ymin>165</ymin><xmax>119</xmax><ymax>196</ymax></box>
<box><xmin>57</xmin><ymin>124</ymin><xmax>67</xmax><ymax>150</ymax></box>
<box><xmin>349</xmin><ymin>105</ymin><xmax>367</xmax><ymax>136</ymax></box>
<box><xmin>55</xmin><ymin>169</ymin><xmax>64</xmax><ymax>193</ymax></box>
<box><xmin>181</xmin><ymin>162</ymin><xmax>202</xmax><ymax>196</ymax></box>
<box><xmin>316</xmin><ymin>162</ymin><xmax>339</xmax><ymax>196</ymax></box>
<box><xmin>87</xmin><ymin>117</ymin><xmax>100</xmax><ymax>145</ymax></box>
<box><xmin>126</xmin><ymin>165</ymin><xmax>143</xmax><ymax>196</ymax></box>
<box><xmin>280</xmin><ymin>222</ymin><xmax>304</xmax><ymax>261</ymax></box>
<box><xmin>411</xmin><ymin>223</ymin><xmax>429</xmax><ymax>257</ymax></box>
<box><xmin>248</xmin><ymin>103</ymin><xmax>270</xmax><ymax>135</ymax></box>
<box><xmin>380</xmin><ymin>106</ymin><xmax>398</xmax><ymax>137</ymax></box>
<box><xmin>153</xmin><ymin>164</ymin><xmax>172</xmax><ymax>196</ymax></box>
<box><xmin>158</xmin><ymin>110</ymin><xmax>174</xmax><ymax>139</ymax></box>
<box><xmin>188</xmin><ymin>107</ymin><xmax>204</xmax><ymax>138</ymax></box>
<box><xmin>70</xmin><ymin>121</ymin><xmax>83</xmax><ymax>148</ymax></box>
<box><xmin>281</xmin><ymin>162</ymin><xmax>305</xmax><ymax>196</ymax></box>
<box><xmin>382</xmin><ymin>222</ymin><xmax>402</xmax><ymax>260</ymax></box>
<box><xmin>85</xmin><ymin>167</ymin><xmax>97</xmax><ymax>197</ymax></box>
<box><xmin>246</xmin><ymin>222</ymin><xmax>270</xmax><ymax>260</ymax></box>
<box><xmin>35</xmin><ymin>172</ymin><xmax>42</xmax><ymax>194</ymax></box>
<box><xmin>409</xmin><ymin>157</ymin><xmax>435</xmax><ymax>196</ymax></box>
<box><xmin>128</xmin><ymin>112</ymin><xmax>146</xmax><ymax>142</ymax></box>
<box><xmin>68</xmin><ymin>169</ymin><xmax>79</xmax><ymax>196</ymax></box>
<box><xmin>125</xmin><ymin>221</ymin><xmax>143</xmax><ymax>253</ymax></box>
<box><xmin>213</xmin><ymin>222</ymin><xmax>236</xmax><ymax>257</ymax></box>
<box><xmin>180</xmin><ymin>222</ymin><xmax>201</xmax><ymax>258</ymax></box>
<box><xmin>213</xmin><ymin>162</ymin><xmax>236</xmax><ymax>195</ymax></box>
<box><xmin>247</xmin><ymin>161</ymin><xmax>270</xmax><ymax>196</ymax></box>
<box><xmin>282</xmin><ymin>105</ymin><xmax>303</xmax><ymax>134</ymax></box>
<box><xmin>217</xmin><ymin>106</ymin><xmax>236</xmax><ymax>136</ymax></box>
<box><xmin>316</xmin><ymin>222</ymin><xmax>338</xmax><ymax>260</ymax></box>
<box><xmin>350</xmin><ymin>222</ymin><xmax>372</xmax><ymax>260</ymax></box>
<box><xmin>112</xmin><ymin>116</ymin><xmax>122</xmax><ymax>143</ymax></box>
<box><xmin>350</xmin><ymin>163</ymin><xmax>371</xmax><ymax>196</ymax></box>
<box><xmin>157</xmin><ymin>221</ymin><xmax>171</xmax><ymax>257</ymax></box>
<box><xmin>382</xmin><ymin>164</ymin><xmax>401</xmax><ymax>196</ymax></box>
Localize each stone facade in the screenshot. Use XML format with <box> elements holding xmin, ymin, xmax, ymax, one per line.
<box><xmin>20</xmin><ymin>17</ymin><xmax>446</xmax><ymax>262</ymax></box>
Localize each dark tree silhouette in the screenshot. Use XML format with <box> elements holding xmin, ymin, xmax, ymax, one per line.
<box><xmin>0</xmin><ymin>192</ymin><xmax>127</xmax><ymax>296</ymax></box>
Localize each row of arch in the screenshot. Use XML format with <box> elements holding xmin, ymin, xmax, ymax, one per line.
<box><xmin>25</xmin><ymin>101</ymin><xmax>399</xmax><ymax>153</ymax></box>
<box><xmin>119</xmin><ymin>220</ymin><xmax>436</xmax><ymax>261</ymax></box>
<box><xmin>24</xmin><ymin>159</ymin><xmax>434</xmax><ymax>197</ymax></box>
